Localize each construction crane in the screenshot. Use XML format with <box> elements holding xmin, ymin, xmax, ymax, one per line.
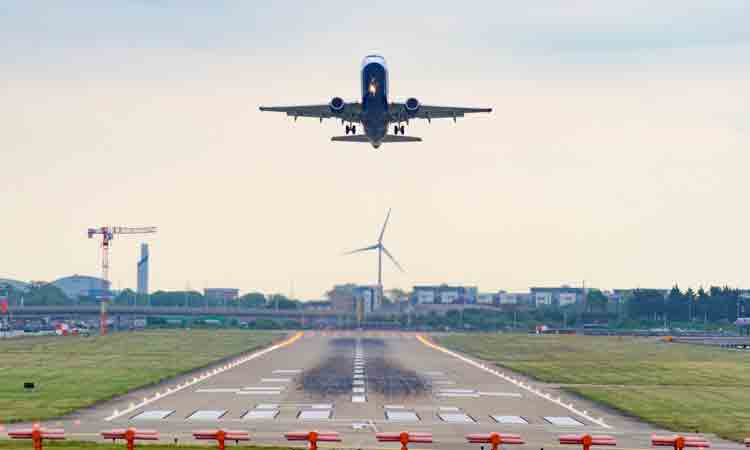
<box><xmin>87</xmin><ymin>226</ymin><xmax>157</xmax><ymax>335</ymax></box>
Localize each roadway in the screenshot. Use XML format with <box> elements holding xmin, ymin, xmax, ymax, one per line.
<box><xmin>36</xmin><ymin>332</ymin><xmax>744</xmax><ymax>450</ymax></box>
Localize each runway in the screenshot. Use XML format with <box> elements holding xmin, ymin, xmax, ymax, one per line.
<box><xmin>46</xmin><ymin>332</ymin><xmax>742</xmax><ymax>450</ymax></box>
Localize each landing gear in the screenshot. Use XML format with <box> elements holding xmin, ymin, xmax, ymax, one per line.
<box><xmin>345</xmin><ymin>124</ymin><xmax>357</xmax><ymax>135</ymax></box>
<box><xmin>393</xmin><ymin>124</ymin><xmax>406</xmax><ymax>135</ymax></box>
<box><xmin>400</xmin><ymin>124</ymin><xmax>405</xmax><ymax>135</ymax></box>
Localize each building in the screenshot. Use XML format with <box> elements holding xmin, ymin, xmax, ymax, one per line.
<box><xmin>0</xmin><ymin>278</ymin><xmax>30</xmax><ymax>292</ymax></box>
<box><xmin>329</xmin><ymin>284</ymin><xmax>357</xmax><ymax>313</ymax></box>
<box><xmin>51</xmin><ymin>275</ymin><xmax>109</xmax><ymax>300</ymax></box>
<box><xmin>204</xmin><ymin>288</ymin><xmax>239</xmax><ymax>302</ymax></box>
<box><xmin>413</xmin><ymin>285</ymin><xmax>478</xmax><ymax>305</ymax></box>
<box><xmin>413</xmin><ymin>286</ymin><xmax>437</xmax><ymax>304</ymax></box>
<box><xmin>530</xmin><ymin>286</ymin><xmax>585</xmax><ymax>308</ymax></box>
<box><xmin>137</xmin><ymin>243</ymin><xmax>149</xmax><ymax>295</ymax></box>
<box><xmin>477</xmin><ymin>292</ymin><xmax>497</xmax><ymax>305</ymax></box>
<box><xmin>353</xmin><ymin>285</ymin><xmax>382</xmax><ymax>313</ymax></box>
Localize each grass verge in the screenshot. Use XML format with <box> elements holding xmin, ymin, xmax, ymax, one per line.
<box><xmin>437</xmin><ymin>333</ymin><xmax>750</xmax><ymax>442</ymax></box>
<box><xmin>0</xmin><ymin>330</ymin><xmax>283</xmax><ymax>424</ymax></box>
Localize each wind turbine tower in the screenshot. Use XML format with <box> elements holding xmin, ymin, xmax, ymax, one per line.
<box><xmin>344</xmin><ymin>209</ymin><xmax>404</xmax><ymax>294</ymax></box>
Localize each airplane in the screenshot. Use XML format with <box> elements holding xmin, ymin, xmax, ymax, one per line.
<box><xmin>259</xmin><ymin>54</ymin><xmax>492</xmax><ymax>149</ymax></box>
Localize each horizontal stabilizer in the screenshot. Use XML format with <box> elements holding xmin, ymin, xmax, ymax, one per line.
<box><xmin>331</xmin><ymin>134</ymin><xmax>422</xmax><ymax>144</ymax></box>
<box><xmin>331</xmin><ymin>135</ymin><xmax>370</xmax><ymax>142</ymax></box>
<box><xmin>382</xmin><ymin>135</ymin><xmax>421</xmax><ymax>143</ymax></box>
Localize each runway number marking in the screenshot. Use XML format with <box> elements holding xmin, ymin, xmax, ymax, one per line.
<box><xmin>416</xmin><ymin>334</ymin><xmax>611</xmax><ymax>429</ymax></box>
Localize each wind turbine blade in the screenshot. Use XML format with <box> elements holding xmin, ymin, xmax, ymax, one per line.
<box><xmin>381</xmin><ymin>246</ymin><xmax>405</xmax><ymax>272</ymax></box>
<box><xmin>342</xmin><ymin>244</ymin><xmax>379</xmax><ymax>255</ymax></box>
<box><xmin>378</xmin><ymin>208</ymin><xmax>392</xmax><ymax>243</ymax></box>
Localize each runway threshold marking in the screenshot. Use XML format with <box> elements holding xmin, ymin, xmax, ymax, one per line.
<box><xmin>103</xmin><ymin>331</ymin><xmax>304</xmax><ymax>421</ymax></box>
<box><xmin>416</xmin><ymin>334</ymin><xmax>612</xmax><ymax>429</ymax></box>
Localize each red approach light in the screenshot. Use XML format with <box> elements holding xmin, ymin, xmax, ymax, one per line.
<box><xmin>559</xmin><ymin>434</ymin><xmax>617</xmax><ymax>450</ymax></box>
<box><xmin>101</xmin><ymin>428</ymin><xmax>159</xmax><ymax>450</ymax></box>
<box><xmin>467</xmin><ymin>432</ymin><xmax>524</xmax><ymax>450</ymax></box>
<box><xmin>193</xmin><ymin>429</ymin><xmax>249</xmax><ymax>450</ymax></box>
<box><xmin>652</xmin><ymin>435</ymin><xmax>711</xmax><ymax>450</ymax></box>
<box><xmin>9</xmin><ymin>426</ymin><xmax>65</xmax><ymax>450</ymax></box>
<box><xmin>284</xmin><ymin>431</ymin><xmax>341</xmax><ymax>450</ymax></box>
<box><xmin>377</xmin><ymin>431</ymin><xmax>433</xmax><ymax>450</ymax></box>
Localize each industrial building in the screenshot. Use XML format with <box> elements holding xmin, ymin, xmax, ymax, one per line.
<box><xmin>328</xmin><ymin>284</ymin><xmax>382</xmax><ymax>314</ymax></box>
<box><xmin>51</xmin><ymin>275</ymin><xmax>109</xmax><ymax>300</ymax></box>
<box><xmin>412</xmin><ymin>285</ymin><xmax>477</xmax><ymax>304</ymax></box>
<box><xmin>530</xmin><ymin>286</ymin><xmax>585</xmax><ymax>308</ymax></box>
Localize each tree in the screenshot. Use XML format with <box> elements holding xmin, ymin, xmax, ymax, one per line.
<box><xmin>586</xmin><ymin>289</ymin><xmax>608</xmax><ymax>313</ymax></box>
<box><xmin>239</xmin><ymin>292</ymin><xmax>266</xmax><ymax>308</ymax></box>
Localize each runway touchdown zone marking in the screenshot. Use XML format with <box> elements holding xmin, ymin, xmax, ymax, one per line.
<box><xmin>105</xmin><ymin>332</ymin><xmax>303</xmax><ymax>422</ymax></box>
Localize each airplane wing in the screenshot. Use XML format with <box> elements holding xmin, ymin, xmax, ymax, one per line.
<box><xmin>389</xmin><ymin>103</ymin><xmax>491</xmax><ymax>122</ymax></box>
<box><xmin>259</xmin><ymin>103</ymin><xmax>362</xmax><ymax>123</ymax></box>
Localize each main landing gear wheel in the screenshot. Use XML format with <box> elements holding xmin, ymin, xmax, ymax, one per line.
<box><xmin>400</xmin><ymin>125</ymin><xmax>405</xmax><ymax>134</ymax></box>
<box><xmin>394</xmin><ymin>125</ymin><xmax>400</xmax><ymax>135</ymax></box>
<box><xmin>345</xmin><ymin>125</ymin><xmax>356</xmax><ymax>135</ymax></box>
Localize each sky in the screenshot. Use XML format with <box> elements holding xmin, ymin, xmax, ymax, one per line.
<box><xmin>1</xmin><ymin>1</ymin><xmax>749</xmax><ymax>299</ymax></box>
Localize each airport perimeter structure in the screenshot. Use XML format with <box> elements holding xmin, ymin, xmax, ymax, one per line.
<box><xmin>7</xmin><ymin>331</ymin><xmax>745</xmax><ymax>450</ymax></box>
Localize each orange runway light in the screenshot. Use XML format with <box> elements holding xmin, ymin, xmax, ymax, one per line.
<box><xmin>377</xmin><ymin>431</ymin><xmax>433</xmax><ymax>450</ymax></box>
<box><xmin>101</xmin><ymin>428</ymin><xmax>159</xmax><ymax>450</ymax></box>
<box><xmin>559</xmin><ymin>434</ymin><xmax>617</xmax><ymax>450</ymax></box>
<box><xmin>8</xmin><ymin>425</ymin><xmax>65</xmax><ymax>450</ymax></box>
<box><xmin>285</xmin><ymin>431</ymin><xmax>341</xmax><ymax>450</ymax></box>
<box><xmin>652</xmin><ymin>435</ymin><xmax>711</xmax><ymax>450</ymax></box>
<box><xmin>467</xmin><ymin>432</ymin><xmax>524</xmax><ymax>450</ymax></box>
<box><xmin>193</xmin><ymin>429</ymin><xmax>249</xmax><ymax>450</ymax></box>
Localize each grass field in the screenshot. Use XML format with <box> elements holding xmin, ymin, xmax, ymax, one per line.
<box><xmin>437</xmin><ymin>333</ymin><xmax>750</xmax><ymax>442</ymax></box>
<box><xmin>0</xmin><ymin>330</ymin><xmax>283</xmax><ymax>424</ymax></box>
<box><xmin>0</xmin><ymin>441</ymin><xmax>289</xmax><ymax>450</ymax></box>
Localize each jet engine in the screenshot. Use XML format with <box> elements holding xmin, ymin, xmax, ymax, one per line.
<box><xmin>330</xmin><ymin>97</ymin><xmax>345</xmax><ymax>112</ymax></box>
<box><xmin>405</xmin><ymin>97</ymin><xmax>420</xmax><ymax>112</ymax></box>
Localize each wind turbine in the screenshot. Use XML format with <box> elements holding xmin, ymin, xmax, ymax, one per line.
<box><xmin>344</xmin><ymin>209</ymin><xmax>404</xmax><ymax>293</ymax></box>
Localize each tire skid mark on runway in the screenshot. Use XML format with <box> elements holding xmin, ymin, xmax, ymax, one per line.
<box><xmin>103</xmin><ymin>332</ymin><xmax>304</xmax><ymax>422</ymax></box>
<box><xmin>416</xmin><ymin>334</ymin><xmax>612</xmax><ymax>429</ymax></box>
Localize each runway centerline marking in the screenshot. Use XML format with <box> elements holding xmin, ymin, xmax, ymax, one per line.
<box><xmin>104</xmin><ymin>331</ymin><xmax>303</xmax><ymax>421</ymax></box>
<box><xmin>416</xmin><ymin>334</ymin><xmax>612</xmax><ymax>429</ymax></box>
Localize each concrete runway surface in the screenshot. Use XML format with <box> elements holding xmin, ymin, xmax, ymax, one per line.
<box><xmin>32</xmin><ymin>331</ymin><xmax>743</xmax><ymax>450</ymax></box>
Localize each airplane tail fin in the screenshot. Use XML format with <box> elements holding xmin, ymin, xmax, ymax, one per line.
<box><xmin>330</xmin><ymin>135</ymin><xmax>422</xmax><ymax>143</ymax></box>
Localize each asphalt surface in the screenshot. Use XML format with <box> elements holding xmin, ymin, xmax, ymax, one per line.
<box><xmin>30</xmin><ymin>331</ymin><xmax>744</xmax><ymax>450</ymax></box>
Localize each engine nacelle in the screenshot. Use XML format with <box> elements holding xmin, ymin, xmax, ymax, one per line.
<box><xmin>330</xmin><ymin>97</ymin><xmax>345</xmax><ymax>112</ymax></box>
<box><xmin>405</xmin><ymin>97</ymin><xmax>420</xmax><ymax>112</ymax></box>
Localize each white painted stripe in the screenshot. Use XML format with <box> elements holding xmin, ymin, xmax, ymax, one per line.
<box><xmin>352</xmin><ymin>395</ymin><xmax>366</xmax><ymax>403</ymax></box>
<box><xmin>105</xmin><ymin>332</ymin><xmax>303</xmax><ymax>422</ymax></box>
<box><xmin>237</xmin><ymin>390</ymin><xmax>281</xmax><ymax>395</ymax></box>
<box><xmin>416</xmin><ymin>335</ymin><xmax>611</xmax><ymax>429</ymax></box>
<box><xmin>479</xmin><ymin>392</ymin><xmax>523</xmax><ymax>398</ymax></box>
<box><xmin>437</xmin><ymin>392</ymin><xmax>480</xmax><ymax>398</ymax></box>
<box><xmin>261</xmin><ymin>378</ymin><xmax>291</xmax><ymax>383</ymax></box>
<box><xmin>243</xmin><ymin>386</ymin><xmax>285</xmax><ymax>391</ymax></box>
<box><xmin>195</xmin><ymin>388</ymin><xmax>240</xmax><ymax>393</ymax></box>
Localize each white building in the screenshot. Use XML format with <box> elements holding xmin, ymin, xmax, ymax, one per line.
<box><xmin>534</xmin><ymin>292</ymin><xmax>554</xmax><ymax>307</ymax></box>
<box><xmin>477</xmin><ymin>293</ymin><xmax>496</xmax><ymax>305</ymax></box>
